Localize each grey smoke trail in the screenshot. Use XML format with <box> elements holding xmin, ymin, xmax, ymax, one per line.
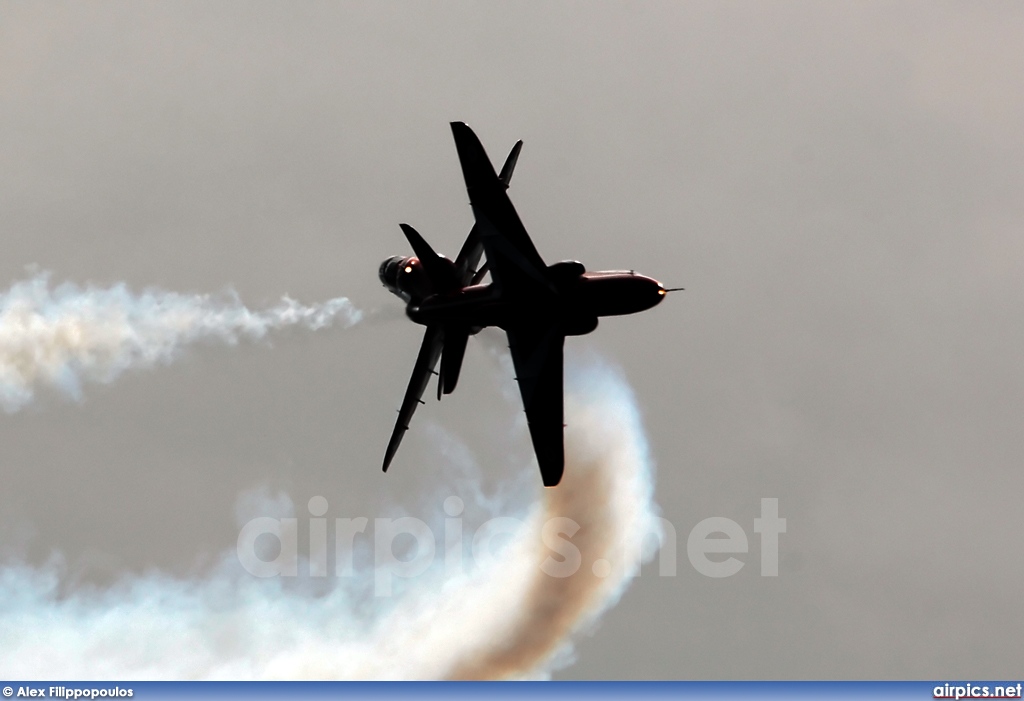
<box><xmin>0</xmin><ymin>360</ymin><xmax>661</xmax><ymax>679</ymax></box>
<box><xmin>0</xmin><ymin>272</ymin><xmax>361</xmax><ymax>411</ymax></box>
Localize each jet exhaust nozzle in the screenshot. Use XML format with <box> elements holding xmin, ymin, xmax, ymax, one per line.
<box><xmin>379</xmin><ymin>255</ymin><xmax>434</xmax><ymax>302</ymax></box>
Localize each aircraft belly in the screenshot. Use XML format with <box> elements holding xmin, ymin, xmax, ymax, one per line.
<box><xmin>409</xmin><ymin>292</ymin><xmax>509</xmax><ymax>328</ymax></box>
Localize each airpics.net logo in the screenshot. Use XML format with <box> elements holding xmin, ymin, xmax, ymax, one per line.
<box><xmin>235</xmin><ymin>497</ymin><xmax>787</xmax><ymax>595</ymax></box>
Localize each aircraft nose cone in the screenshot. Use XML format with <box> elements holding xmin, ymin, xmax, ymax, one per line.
<box><xmin>654</xmin><ymin>281</ymin><xmax>683</xmax><ymax>305</ymax></box>
<box><xmin>632</xmin><ymin>277</ymin><xmax>667</xmax><ymax>312</ymax></box>
<box><xmin>640</xmin><ymin>277</ymin><xmax>666</xmax><ymax>299</ymax></box>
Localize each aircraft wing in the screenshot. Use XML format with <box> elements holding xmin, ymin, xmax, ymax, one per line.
<box><xmin>450</xmin><ymin>122</ymin><xmax>552</xmax><ymax>295</ymax></box>
<box><xmin>506</xmin><ymin>322</ymin><xmax>565</xmax><ymax>487</ymax></box>
<box><xmin>382</xmin><ymin>324</ymin><xmax>443</xmax><ymax>472</ymax></box>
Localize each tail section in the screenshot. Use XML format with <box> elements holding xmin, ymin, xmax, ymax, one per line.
<box><xmin>399</xmin><ymin>223</ymin><xmax>459</xmax><ymax>291</ymax></box>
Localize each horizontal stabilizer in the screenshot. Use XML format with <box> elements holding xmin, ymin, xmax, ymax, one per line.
<box><xmin>498</xmin><ymin>140</ymin><xmax>523</xmax><ymax>189</ymax></box>
<box><xmin>439</xmin><ymin>325</ymin><xmax>469</xmax><ymax>397</ymax></box>
<box><xmin>454</xmin><ymin>223</ymin><xmax>483</xmax><ymax>285</ymax></box>
<box><xmin>383</xmin><ymin>325</ymin><xmax>443</xmax><ymax>472</ymax></box>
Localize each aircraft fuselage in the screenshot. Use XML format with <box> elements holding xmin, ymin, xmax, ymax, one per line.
<box><xmin>402</xmin><ymin>268</ymin><xmax>666</xmax><ymax>334</ymax></box>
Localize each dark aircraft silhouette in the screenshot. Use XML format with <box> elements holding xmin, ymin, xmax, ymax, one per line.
<box><xmin>379</xmin><ymin>122</ymin><xmax>678</xmax><ymax>486</ymax></box>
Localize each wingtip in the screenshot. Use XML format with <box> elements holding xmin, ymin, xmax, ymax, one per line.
<box><xmin>450</xmin><ymin>121</ymin><xmax>478</xmax><ymax>144</ymax></box>
<box><xmin>450</xmin><ymin>121</ymin><xmax>498</xmax><ymax>186</ymax></box>
<box><xmin>541</xmin><ymin>461</ymin><xmax>564</xmax><ymax>487</ymax></box>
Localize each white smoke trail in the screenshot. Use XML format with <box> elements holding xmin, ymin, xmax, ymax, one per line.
<box><xmin>0</xmin><ymin>360</ymin><xmax>662</xmax><ymax>679</ymax></box>
<box><xmin>0</xmin><ymin>272</ymin><xmax>361</xmax><ymax>411</ymax></box>
<box><xmin>447</xmin><ymin>361</ymin><xmax>662</xmax><ymax>679</ymax></box>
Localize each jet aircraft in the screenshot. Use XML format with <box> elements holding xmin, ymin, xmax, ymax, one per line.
<box><xmin>379</xmin><ymin>122</ymin><xmax>678</xmax><ymax>486</ymax></box>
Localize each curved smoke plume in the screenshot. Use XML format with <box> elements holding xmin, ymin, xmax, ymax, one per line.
<box><xmin>0</xmin><ymin>272</ymin><xmax>361</xmax><ymax>411</ymax></box>
<box><xmin>0</xmin><ymin>324</ymin><xmax>661</xmax><ymax>678</ymax></box>
<box><xmin>445</xmin><ymin>366</ymin><xmax>661</xmax><ymax>679</ymax></box>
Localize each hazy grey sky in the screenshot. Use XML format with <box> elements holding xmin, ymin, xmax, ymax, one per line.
<box><xmin>1</xmin><ymin>1</ymin><xmax>1023</xmax><ymax>679</ymax></box>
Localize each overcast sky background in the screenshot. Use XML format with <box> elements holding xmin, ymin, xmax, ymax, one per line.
<box><xmin>1</xmin><ymin>1</ymin><xmax>1023</xmax><ymax>679</ymax></box>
